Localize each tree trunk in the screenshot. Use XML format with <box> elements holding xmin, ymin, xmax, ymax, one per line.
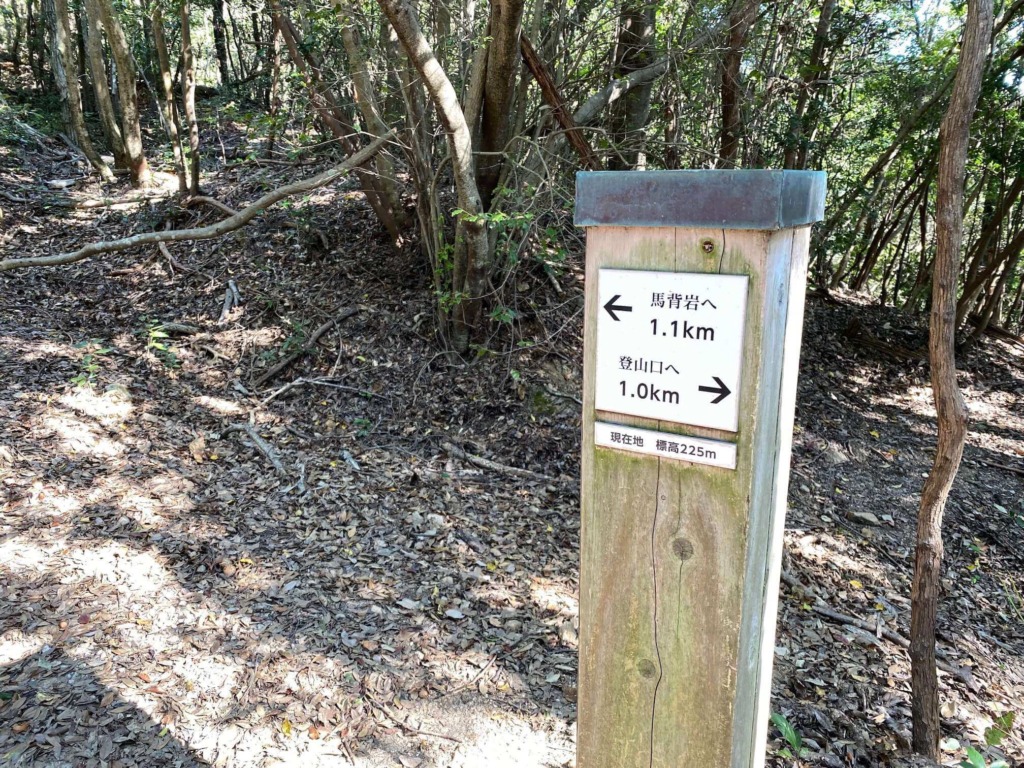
<box><xmin>270</xmin><ymin>2</ymin><xmax>404</xmax><ymax>246</ymax></box>
<box><xmin>607</xmin><ymin>0</ymin><xmax>656</xmax><ymax>169</ymax></box>
<box><xmin>228</xmin><ymin>6</ymin><xmax>248</xmax><ymax>80</ymax></box>
<box><xmin>151</xmin><ymin>3</ymin><xmax>186</xmax><ymax>194</ymax></box>
<box><xmin>783</xmin><ymin>0</ymin><xmax>836</xmax><ymax>169</ymax></box>
<box><xmin>96</xmin><ymin>0</ymin><xmax>149</xmax><ymax>185</ymax></box>
<box><xmin>718</xmin><ymin>0</ymin><xmax>758</xmax><ymax>168</ymax></box>
<box><xmin>475</xmin><ymin>0</ymin><xmax>527</xmax><ymax>209</ymax></box>
<box><xmin>970</xmin><ymin>247</ymin><xmax>1021</xmax><ymax>342</ymax></box>
<box><xmin>957</xmin><ymin>226</ymin><xmax>1024</xmax><ymax>326</ymax></box>
<box><xmin>81</xmin><ymin>0</ymin><xmax>128</xmax><ymax>167</ymax></box>
<box><xmin>337</xmin><ymin>11</ymin><xmax>408</xmax><ymax>231</ymax></box>
<box><xmin>44</xmin><ymin>0</ymin><xmax>114</xmax><ymax>181</ymax></box>
<box><xmin>910</xmin><ymin>0</ymin><xmax>992</xmax><ymax>760</ymax></box>
<box><xmin>11</xmin><ymin>0</ymin><xmax>23</xmax><ymax>77</ymax></box>
<box><xmin>180</xmin><ymin>0</ymin><xmax>201</xmax><ymax>194</ymax></box>
<box><xmin>375</xmin><ymin>0</ymin><xmax>491</xmax><ymax>354</ymax></box>
<box><xmin>266</xmin><ymin>24</ymin><xmax>282</xmax><ymax>154</ymax></box>
<box><xmin>212</xmin><ymin>0</ymin><xmax>231</xmax><ymax>86</ymax></box>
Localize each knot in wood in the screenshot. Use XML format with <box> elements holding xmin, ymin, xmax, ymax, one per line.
<box><xmin>672</xmin><ymin>537</ymin><xmax>695</xmax><ymax>562</ymax></box>
<box><xmin>637</xmin><ymin>659</ymin><xmax>658</xmax><ymax>679</ymax></box>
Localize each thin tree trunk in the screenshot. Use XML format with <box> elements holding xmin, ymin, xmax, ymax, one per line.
<box><xmin>44</xmin><ymin>0</ymin><xmax>114</xmax><ymax>181</ymax></box>
<box><xmin>718</xmin><ymin>0</ymin><xmax>758</xmax><ymax>167</ymax></box>
<box><xmin>96</xmin><ymin>0</ymin><xmax>150</xmax><ymax>185</ymax></box>
<box><xmin>375</xmin><ymin>0</ymin><xmax>490</xmax><ymax>354</ymax></box>
<box><xmin>783</xmin><ymin>0</ymin><xmax>836</xmax><ymax>169</ymax></box>
<box><xmin>11</xmin><ymin>0</ymin><xmax>23</xmax><ymax>77</ymax></box>
<box><xmin>212</xmin><ymin>0</ymin><xmax>231</xmax><ymax>85</ymax></box>
<box><xmin>958</xmin><ymin>226</ymin><xmax>1024</xmax><ymax>322</ymax></box>
<box><xmin>337</xmin><ymin>11</ymin><xmax>408</xmax><ymax>230</ymax></box>
<box><xmin>910</xmin><ymin>0</ymin><xmax>992</xmax><ymax>759</ymax></box>
<box><xmin>270</xmin><ymin>2</ymin><xmax>403</xmax><ymax>245</ymax></box>
<box><xmin>180</xmin><ymin>0</ymin><xmax>201</xmax><ymax>194</ymax></box>
<box><xmin>386</xmin><ymin>21</ymin><xmax>439</xmax><ymax>271</ymax></box>
<box><xmin>266</xmin><ymin>25</ymin><xmax>282</xmax><ymax>155</ymax></box>
<box><xmin>81</xmin><ymin>0</ymin><xmax>127</xmax><ymax>166</ymax></box>
<box><xmin>228</xmin><ymin>6</ymin><xmax>248</xmax><ymax>80</ymax></box>
<box><xmin>151</xmin><ymin>3</ymin><xmax>186</xmax><ymax>194</ymax></box>
<box><xmin>970</xmin><ymin>248</ymin><xmax>1021</xmax><ymax>342</ymax></box>
<box><xmin>607</xmin><ymin>0</ymin><xmax>656</xmax><ymax>169</ymax></box>
<box><xmin>1006</xmin><ymin>272</ymin><xmax>1024</xmax><ymax>331</ymax></box>
<box><xmin>475</xmin><ymin>0</ymin><xmax>527</xmax><ymax>209</ymax></box>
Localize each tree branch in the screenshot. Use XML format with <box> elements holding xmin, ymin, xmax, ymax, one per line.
<box><xmin>0</xmin><ymin>133</ymin><xmax>392</xmax><ymax>273</ymax></box>
<box><xmin>572</xmin><ymin>58</ymin><xmax>669</xmax><ymax>126</ymax></box>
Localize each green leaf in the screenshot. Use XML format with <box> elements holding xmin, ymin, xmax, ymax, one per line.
<box><xmin>985</xmin><ymin>712</ymin><xmax>1015</xmax><ymax>747</ymax></box>
<box><xmin>771</xmin><ymin>712</ymin><xmax>802</xmax><ymax>753</ymax></box>
<box><xmin>960</xmin><ymin>746</ymin><xmax>986</xmax><ymax>768</ymax></box>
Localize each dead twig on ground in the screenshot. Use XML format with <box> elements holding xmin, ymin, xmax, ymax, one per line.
<box><xmin>441</xmin><ymin>441</ymin><xmax>556</xmax><ymax>484</ymax></box>
<box><xmin>542</xmin><ymin>383</ymin><xmax>582</xmax><ymax>406</ymax></box>
<box><xmin>443</xmin><ymin>654</ymin><xmax>497</xmax><ymax>697</ymax></box>
<box><xmin>260</xmin><ymin>376</ymin><xmax>381</xmax><ymax>407</ymax></box>
<box><xmin>781</xmin><ymin>571</ymin><xmax>975</xmax><ymax>686</ymax></box>
<box><xmin>972</xmin><ymin>458</ymin><xmax>1024</xmax><ymax>476</ymax></box>
<box><xmin>254</xmin><ymin>309</ymin><xmax>359</xmax><ymax>387</ymax></box>
<box><xmin>0</xmin><ymin>132</ymin><xmax>392</xmax><ymax>272</ymax></box>
<box><xmin>158</xmin><ymin>242</ymin><xmax>194</xmax><ymax>274</ymax></box>
<box><xmin>363</xmin><ymin>694</ymin><xmax>461</xmax><ymax>743</ymax></box>
<box><xmin>186</xmin><ymin>195</ymin><xmax>241</xmax><ymax>217</ymax></box>
<box><xmin>224</xmin><ymin>423</ymin><xmax>286</xmax><ymax>476</ymax></box>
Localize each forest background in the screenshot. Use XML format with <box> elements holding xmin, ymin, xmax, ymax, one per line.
<box><xmin>1</xmin><ymin>0</ymin><xmax>1024</xmax><ymax>765</ymax></box>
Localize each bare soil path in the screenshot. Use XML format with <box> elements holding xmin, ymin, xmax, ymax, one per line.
<box><xmin>2</xmin><ymin>111</ymin><xmax>1023</xmax><ymax>768</ymax></box>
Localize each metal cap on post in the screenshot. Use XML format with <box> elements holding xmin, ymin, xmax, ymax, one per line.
<box><xmin>576</xmin><ymin>170</ymin><xmax>826</xmax><ymax>768</ymax></box>
<box><xmin>575</xmin><ymin>170</ymin><xmax>827</xmax><ymax>230</ymax></box>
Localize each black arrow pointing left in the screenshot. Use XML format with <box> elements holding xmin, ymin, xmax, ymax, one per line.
<box><xmin>698</xmin><ymin>376</ymin><xmax>732</xmax><ymax>404</ymax></box>
<box><xmin>603</xmin><ymin>295</ymin><xmax>633</xmax><ymax>321</ymax></box>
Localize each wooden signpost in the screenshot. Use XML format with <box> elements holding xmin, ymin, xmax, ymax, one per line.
<box><xmin>575</xmin><ymin>170</ymin><xmax>826</xmax><ymax>767</ymax></box>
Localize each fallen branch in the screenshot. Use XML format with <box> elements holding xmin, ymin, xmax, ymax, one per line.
<box><xmin>259</xmin><ymin>376</ymin><xmax>381</xmax><ymax>407</ymax></box>
<box><xmin>441</xmin><ymin>441</ymin><xmax>556</xmax><ymax>484</ymax></box>
<box><xmin>186</xmin><ymin>195</ymin><xmax>240</xmax><ymax>217</ymax></box>
<box><xmin>781</xmin><ymin>572</ymin><xmax>975</xmax><ymax>686</ymax></box>
<box><xmin>60</xmin><ymin>193</ymin><xmax>167</xmax><ymax>210</ymax></box>
<box><xmin>158</xmin><ymin>322</ymin><xmax>201</xmax><ymax>335</ymax></box>
<box><xmin>254</xmin><ymin>308</ymin><xmax>359</xmax><ymax>387</ymax></box>
<box><xmin>224</xmin><ymin>422</ymin><xmax>286</xmax><ymax>476</ymax></box>
<box><xmin>542</xmin><ymin>383</ymin><xmax>582</xmax><ymax>406</ymax></box>
<box><xmin>972</xmin><ymin>458</ymin><xmax>1024</xmax><ymax>476</ymax></box>
<box><xmin>0</xmin><ymin>190</ymin><xmax>29</xmax><ymax>204</ymax></box>
<box><xmin>443</xmin><ymin>654</ymin><xmax>496</xmax><ymax>697</ymax></box>
<box><xmin>363</xmin><ymin>693</ymin><xmax>460</xmax><ymax>743</ymax></box>
<box><xmin>0</xmin><ymin>132</ymin><xmax>392</xmax><ymax>272</ymax></box>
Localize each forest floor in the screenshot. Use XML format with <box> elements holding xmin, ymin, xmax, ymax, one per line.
<box><xmin>2</xmin><ymin>94</ymin><xmax>1024</xmax><ymax>768</ymax></box>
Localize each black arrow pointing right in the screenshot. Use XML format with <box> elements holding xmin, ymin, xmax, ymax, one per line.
<box><xmin>698</xmin><ymin>376</ymin><xmax>732</xmax><ymax>404</ymax></box>
<box><xmin>603</xmin><ymin>295</ymin><xmax>633</xmax><ymax>321</ymax></box>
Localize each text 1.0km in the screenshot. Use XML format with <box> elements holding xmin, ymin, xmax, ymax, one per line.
<box><xmin>619</xmin><ymin>381</ymin><xmax>680</xmax><ymax>404</ymax></box>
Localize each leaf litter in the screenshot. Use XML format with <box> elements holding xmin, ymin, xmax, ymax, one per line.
<box><xmin>1</xmin><ymin>123</ymin><xmax>1023</xmax><ymax>768</ymax></box>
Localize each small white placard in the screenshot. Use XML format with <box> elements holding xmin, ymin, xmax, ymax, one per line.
<box><xmin>596</xmin><ymin>269</ymin><xmax>749</xmax><ymax>432</ymax></box>
<box><xmin>595</xmin><ymin>422</ymin><xmax>737</xmax><ymax>470</ymax></box>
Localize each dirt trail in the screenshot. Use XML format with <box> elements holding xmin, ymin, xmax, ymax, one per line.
<box><xmin>2</xmin><ymin>123</ymin><xmax>1023</xmax><ymax>767</ymax></box>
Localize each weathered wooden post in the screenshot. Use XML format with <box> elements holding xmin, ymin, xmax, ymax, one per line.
<box><xmin>575</xmin><ymin>170</ymin><xmax>826</xmax><ymax>767</ymax></box>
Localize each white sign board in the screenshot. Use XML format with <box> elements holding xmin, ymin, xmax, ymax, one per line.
<box><xmin>596</xmin><ymin>269</ymin><xmax>749</xmax><ymax>432</ymax></box>
<box><xmin>595</xmin><ymin>422</ymin><xmax>737</xmax><ymax>470</ymax></box>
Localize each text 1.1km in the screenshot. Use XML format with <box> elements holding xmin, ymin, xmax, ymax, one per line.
<box><xmin>650</xmin><ymin>318</ymin><xmax>715</xmax><ymax>341</ymax></box>
<box><xmin>619</xmin><ymin>381</ymin><xmax>680</xmax><ymax>404</ymax></box>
